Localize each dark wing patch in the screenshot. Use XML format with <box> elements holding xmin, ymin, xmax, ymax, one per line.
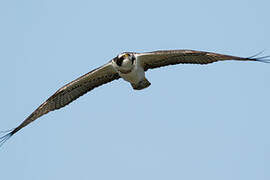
<box><xmin>138</xmin><ymin>50</ymin><xmax>267</xmax><ymax>71</ymax></box>
<box><xmin>5</xmin><ymin>62</ymin><xmax>120</xmax><ymax>137</ymax></box>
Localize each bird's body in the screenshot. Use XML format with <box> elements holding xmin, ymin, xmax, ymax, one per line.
<box><xmin>1</xmin><ymin>49</ymin><xmax>269</xmax><ymax>147</ymax></box>
<box><xmin>113</xmin><ymin>53</ymin><xmax>145</xmax><ymax>84</ymax></box>
<box><xmin>112</xmin><ymin>53</ymin><xmax>149</xmax><ymax>89</ymax></box>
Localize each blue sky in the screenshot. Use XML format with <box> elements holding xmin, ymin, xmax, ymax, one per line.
<box><xmin>0</xmin><ymin>0</ymin><xmax>269</xmax><ymax>179</ymax></box>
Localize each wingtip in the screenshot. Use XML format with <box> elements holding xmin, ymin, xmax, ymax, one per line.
<box><xmin>0</xmin><ymin>129</ymin><xmax>14</xmax><ymax>148</ymax></box>
<box><xmin>254</xmin><ymin>55</ymin><xmax>270</xmax><ymax>63</ymax></box>
<box><xmin>246</xmin><ymin>51</ymin><xmax>270</xmax><ymax>63</ymax></box>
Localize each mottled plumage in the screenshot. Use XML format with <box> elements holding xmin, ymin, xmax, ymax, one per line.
<box><xmin>1</xmin><ymin>49</ymin><xmax>269</xmax><ymax>147</ymax></box>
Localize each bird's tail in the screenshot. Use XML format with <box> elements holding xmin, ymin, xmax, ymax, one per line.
<box><xmin>131</xmin><ymin>78</ymin><xmax>151</xmax><ymax>90</ymax></box>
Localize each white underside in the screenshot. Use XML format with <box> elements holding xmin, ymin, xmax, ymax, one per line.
<box><xmin>120</xmin><ymin>66</ymin><xmax>145</xmax><ymax>84</ymax></box>
<box><xmin>113</xmin><ymin>54</ymin><xmax>146</xmax><ymax>84</ymax></box>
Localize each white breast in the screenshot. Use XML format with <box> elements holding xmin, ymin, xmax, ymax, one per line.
<box><xmin>119</xmin><ymin>56</ymin><xmax>145</xmax><ymax>84</ymax></box>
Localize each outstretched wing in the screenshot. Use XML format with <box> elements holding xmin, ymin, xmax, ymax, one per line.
<box><xmin>1</xmin><ymin>61</ymin><xmax>120</xmax><ymax>145</ymax></box>
<box><xmin>137</xmin><ymin>49</ymin><xmax>270</xmax><ymax>71</ymax></box>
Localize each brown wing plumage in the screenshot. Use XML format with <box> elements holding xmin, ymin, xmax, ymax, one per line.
<box><xmin>1</xmin><ymin>62</ymin><xmax>119</xmax><ymax>142</ymax></box>
<box><xmin>138</xmin><ymin>50</ymin><xmax>268</xmax><ymax>71</ymax></box>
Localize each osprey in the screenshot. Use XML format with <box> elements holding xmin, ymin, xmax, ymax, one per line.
<box><xmin>1</xmin><ymin>49</ymin><xmax>269</xmax><ymax>147</ymax></box>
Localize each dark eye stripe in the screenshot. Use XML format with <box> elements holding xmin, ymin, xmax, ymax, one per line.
<box><xmin>119</xmin><ymin>56</ymin><xmax>124</xmax><ymax>61</ymax></box>
<box><xmin>131</xmin><ymin>55</ymin><xmax>135</xmax><ymax>64</ymax></box>
<box><xmin>116</xmin><ymin>57</ymin><xmax>124</xmax><ymax>66</ymax></box>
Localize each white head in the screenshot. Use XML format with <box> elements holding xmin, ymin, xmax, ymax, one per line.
<box><xmin>113</xmin><ymin>52</ymin><xmax>136</xmax><ymax>73</ymax></box>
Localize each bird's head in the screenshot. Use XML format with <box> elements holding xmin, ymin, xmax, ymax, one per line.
<box><xmin>113</xmin><ymin>52</ymin><xmax>136</xmax><ymax>73</ymax></box>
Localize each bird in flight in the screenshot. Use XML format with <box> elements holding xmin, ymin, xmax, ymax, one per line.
<box><xmin>1</xmin><ymin>49</ymin><xmax>269</xmax><ymax>147</ymax></box>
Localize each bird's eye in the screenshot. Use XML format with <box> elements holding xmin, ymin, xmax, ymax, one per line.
<box><xmin>131</xmin><ymin>55</ymin><xmax>135</xmax><ymax>64</ymax></box>
<box><xmin>119</xmin><ymin>56</ymin><xmax>125</xmax><ymax>61</ymax></box>
<box><xmin>116</xmin><ymin>56</ymin><xmax>124</xmax><ymax>66</ymax></box>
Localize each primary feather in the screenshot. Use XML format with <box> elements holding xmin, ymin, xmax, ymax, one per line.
<box><xmin>1</xmin><ymin>49</ymin><xmax>269</xmax><ymax>148</ymax></box>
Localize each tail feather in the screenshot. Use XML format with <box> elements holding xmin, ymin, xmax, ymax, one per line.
<box><xmin>131</xmin><ymin>78</ymin><xmax>151</xmax><ymax>90</ymax></box>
